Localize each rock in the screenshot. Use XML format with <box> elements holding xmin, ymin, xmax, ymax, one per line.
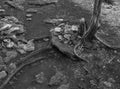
<box><xmin>0</xmin><ymin>23</ymin><xmax>12</xmax><ymax>31</ymax></box>
<box><xmin>1</xmin><ymin>16</ymin><xmax>19</xmax><ymax>24</ymax></box>
<box><xmin>8</xmin><ymin>63</ymin><xmax>17</xmax><ymax>73</ymax></box>
<box><xmin>16</xmin><ymin>48</ymin><xmax>26</xmax><ymax>54</ymax></box>
<box><xmin>71</xmin><ymin>25</ymin><xmax>79</xmax><ymax>31</ymax></box>
<box><xmin>28</xmin><ymin>0</ymin><xmax>58</xmax><ymax>6</ymax></box>
<box><xmin>8</xmin><ymin>24</ymin><xmax>25</xmax><ymax>34</ymax></box>
<box><xmin>18</xmin><ymin>39</ymin><xmax>35</xmax><ymax>52</ymax></box>
<box><xmin>0</xmin><ymin>56</ymin><xmax>3</xmax><ymax>64</ymax></box>
<box><xmin>3</xmin><ymin>39</ymin><xmax>15</xmax><ymax>48</ymax></box>
<box><xmin>57</xmin><ymin>83</ymin><xmax>69</xmax><ymax>89</ymax></box>
<box><xmin>4</xmin><ymin>50</ymin><xmax>18</xmax><ymax>63</ymax></box>
<box><xmin>51</xmin><ymin>27</ymin><xmax>62</xmax><ymax>32</ymax></box>
<box><xmin>27</xmin><ymin>86</ymin><xmax>36</xmax><ymax>89</ymax></box>
<box><xmin>63</xmin><ymin>34</ymin><xmax>71</xmax><ymax>40</ymax></box>
<box><xmin>26</xmin><ymin>14</ymin><xmax>33</xmax><ymax>17</ymax></box>
<box><xmin>5</xmin><ymin>0</ymin><xmax>24</xmax><ymax>11</ymax></box>
<box><xmin>6</xmin><ymin>50</ymin><xmax>18</xmax><ymax>59</ymax></box>
<box><xmin>26</xmin><ymin>8</ymin><xmax>38</xmax><ymax>13</ymax></box>
<box><xmin>48</xmin><ymin>71</ymin><xmax>67</xmax><ymax>86</ymax></box>
<box><xmin>0</xmin><ymin>9</ymin><xmax>5</xmax><ymax>12</ymax></box>
<box><xmin>0</xmin><ymin>71</ymin><xmax>7</xmax><ymax>79</ymax></box>
<box><xmin>26</xmin><ymin>18</ymin><xmax>32</xmax><ymax>21</ymax></box>
<box><xmin>44</xmin><ymin>18</ymin><xmax>64</xmax><ymax>24</ymax></box>
<box><xmin>35</xmin><ymin>72</ymin><xmax>46</xmax><ymax>84</ymax></box>
<box><xmin>58</xmin><ymin>35</ymin><xmax>63</xmax><ymax>40</ymax></box>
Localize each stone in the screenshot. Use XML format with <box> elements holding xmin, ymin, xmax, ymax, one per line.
<box><xmin>0</xmin><ymin>71</ymin><xmax>7</xmax><ymax>79</ymax></box>
<box><xmin>35</xmin><ymin>72</ymin><xmax>46</xmax><ymax>84</ymax></box>
<box><xmin>4</xmin><ymin>50</ymin><xmax>18</xmax><ymax>63</ymax></box>
<box><xmin>48</xmin><ymin>71</ymin><xmax>67</xmax><ymax>86</ymax></box>
<box><xmin>0</xmin><ymin>56</ymin><xmax>3</xmax><ymax>64</ymax></box>
<box><xmin>19</xmin><ymin>40</ymin><xmax>35</xmax><ymax>52</ymax></box>
<box><xmin>57</xmin><ymin>83</ymin><xmax>69</xmax><ymax>89</ymax></box>
<box><xmin>6</xmin><ymin>50</ymin><xmax>18</xmax><ymax>59</ymax></box>
<box><xmin>26</xmin><ymin>14</ymin><xmax>33</xmax><ymax>17</ymax></box>
<box><xmin>8</xmin><ymin>63</ymin><xmax>17</xmax><ymax>73</ymax></box>
<box><xmin>54</xmin><ymin>27</ymin><xmax>62</xmax><ymax>32</ymax></box>
<box><xmin>71</xmin><ymin>25</ymin><xmax>78</xmax><ymax>31</ymax></box>
<box><xmin>26</xmin><ymin>8</ymin><xmax>38</xmax><ymax>13</ymax></box>
<box><xmin>26</xmin><ymin>18</ymin><xmax>32</xmax><ymax>21</ymax></box>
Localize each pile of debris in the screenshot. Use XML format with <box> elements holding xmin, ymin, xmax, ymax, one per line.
<box><xmin>50</xmin><ymin>20</ymin><xmax>83</xmax><ymax>47</ymax></box>
<box><xmin>0</xmin><ymin>16</ymin><xmax>35</xmax><ymax>54</ymax></box>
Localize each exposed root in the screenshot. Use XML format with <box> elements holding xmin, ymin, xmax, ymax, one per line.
<box><xmin>17</xmin><ymin>46</ymin><xmax>52</xmax><ymax>65</ymax></box>
<box><xmin>0</xmin><ymin>56</ymin><xmax>47</xmax><ymax>89</ymax></box>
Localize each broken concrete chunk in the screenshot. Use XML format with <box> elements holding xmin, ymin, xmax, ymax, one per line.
<box><xmin>0</xmin><ymin>71</ymin><xmax>7</xmax><ymax>79</ymax></box>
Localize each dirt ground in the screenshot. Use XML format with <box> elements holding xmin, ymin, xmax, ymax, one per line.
<box><xmin>0</xmin><ymin>0</ymin><xmax>120</xmax><ymax>89</ymax></box>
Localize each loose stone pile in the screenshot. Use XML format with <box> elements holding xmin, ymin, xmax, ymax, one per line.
<box><xmin>0</xmin><ymin>16</ymin><xmax>35</xmax><ymax>54</ymax></box>
<box><xmin>0</xmin><ymin>16</ymin><xmax>35</xmax><ymax>80</ymax></box>
<box><xmin>51</xmin><ymin>23</ymin><xmax>81</xmax><ymax>47</ymax></box>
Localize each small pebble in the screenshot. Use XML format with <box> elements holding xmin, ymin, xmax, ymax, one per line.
<box><xmin>26</xmin><ymin>18</ymin><xmax>32</xmax><ymax>21</ymax></box>
<box><xmin>6</xmin><ymin>50</ymin><xmax>18</xmax><ymax>59</ymax></box>
<box><xmin>26</xmin><ymin>14</ymin><xmax>32</xmax><ymax>17</ymax></box>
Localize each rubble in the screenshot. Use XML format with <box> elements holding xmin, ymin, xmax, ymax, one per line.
<box><xmin>0</xmin><ymin>16</ymin><xmax>35</xmax><ymax>54</ymax></box>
